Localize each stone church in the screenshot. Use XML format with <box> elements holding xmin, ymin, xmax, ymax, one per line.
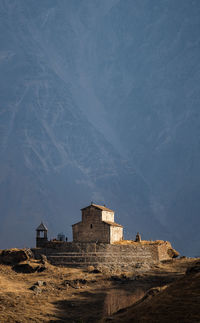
<box><xmin>33</xmin><ymin>203</ymin><xmax>178</xmax><ymax>268</ymax></box>
<box><xmin>72</xmin><ymin>203</ymin><xmax>123</xmax><ymax>244</ymax></box>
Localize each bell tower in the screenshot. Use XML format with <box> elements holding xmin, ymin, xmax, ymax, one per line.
<box><xmin>36</xmin><ymin>222</ymin><xmax>48</xmax><ymax>247</ymax></box>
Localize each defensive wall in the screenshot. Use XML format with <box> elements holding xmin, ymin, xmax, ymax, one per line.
<box><xmin>32</xmin><ymin>240</ymin><xmax>176</xmax><ymax>270</ymax></box>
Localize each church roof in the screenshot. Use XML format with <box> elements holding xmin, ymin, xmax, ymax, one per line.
<box><xmin>81</xmin><ymin>203</ymin><xmax>114</xmax><ymax>212</ymax></box>
<box><xmin>72</xmin><ymin>220</ymin><xmax>123</xmax><ymax>227</ymax></box>
<box><xmin>72</xmin><ymin>221</ymin><xmax>81</xmax><ymax>227</ymax></box>
<box><xmin>36</xmin><ymin>222</ymin><xmax>48</xmax><ymax>231</ymax></box>
<box><xmin>103</xmin><ymin>221</ymin><xmax>123</xmax><ymax>227</ymax></box>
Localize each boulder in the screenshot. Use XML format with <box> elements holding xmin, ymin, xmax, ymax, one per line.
<box><xmin>167</xmin><ymin>248</ymin><xmax>179</xmax><ymax>258</ymax></box>
<box><xmin>12</xmin><ymin>263</ymin><xmax>36</xmax><ymax>273</ymax></box>
<box><xmin>29</xmin><ymin>285</ymin><xmax>42</xmax><ymax>293</ymax></box>
<box><xmin>144</xmin><ymin>285</ymin><xmax>168</xmax><ymax>300</ymax></box>
<box><xmin>62</xmin><ymin>279</ymin><xmax>87</xmax><ymax>289</ymax></box>
<box><xmin>40</xmin><ymin>254</ymin><xmax>48</xmax><ymax>264</ymax></box>
<box><xmin>145</xmin><ymin>287</ymin><xmax>162</xmax><ymax>297</ymax></box>
<box><xmin>34</xmin><ymin>280</ymin><xmax>46</xmax><ymax>287</ymax></box>
<box><xmin>12</xmin><ymin>263</ymin><xmax>46</xmax><ymax>273</ymax></box>
<box><xmin>36</xmin><ymin>265</ymin><xmax>46</xmax><ymax>272</ymax></box>
<box><xmin>0</xmin><ymin>248</ymin><xmax>32</xmax><ymax>265</ymax></box>
<box><xmin>87</xmin><ymin>265</ymin><xmax>95</xmax><ymax>272</ymax></box>
<box><xmin>90</xmin><ymin>268</ymin><xmax>102</xmax><ymax>274</ymax></box>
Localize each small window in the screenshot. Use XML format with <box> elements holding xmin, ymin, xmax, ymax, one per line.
<box><xmin>90</xmin><ymin>224</ymin><xmax>93</xmax><ymax>229</ymax></box>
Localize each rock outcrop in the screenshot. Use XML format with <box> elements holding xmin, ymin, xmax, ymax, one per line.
<box><xmin>0</xmin><ymin>249</ymin><xmax>33</xmax><ymax>265</ymax></box>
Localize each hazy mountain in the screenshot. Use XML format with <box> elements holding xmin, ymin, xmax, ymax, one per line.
<box><xmin>0</xmin><ymin>0</ymin><xmax>200</xmax><ymax>256</ymax></box>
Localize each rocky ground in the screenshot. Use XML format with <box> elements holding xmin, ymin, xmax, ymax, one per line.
<box><xmin>0</xmin><ymin>249</ymin><xmax>199</xmax><ymax>322</ymax></box>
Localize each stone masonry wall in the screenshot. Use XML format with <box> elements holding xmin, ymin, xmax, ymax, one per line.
<box><xmin>157</xmin><ymin>241</ymin><xmax>173</xmax><ymax>261</ymax></box>
<box><xmin>110</xmin><ymin>226</ymin><xmax>123</xmax><ymax>244</ymax></box>
<box><xmin>102</xmin><ymin>210</ymin><xmax>114</xmax><ymax>222</ymax></box>
<box><xmin>82</xmin><ymin>207</ymin><xmax>102</xmax><ymax>222</ymax></box>
<box><xmin>32</xmin><ymin>241</ymin><xmax>172</xmax><ymax>270</ymax></box>
<box><xmin>73</xmin><ymin>221</ymin><xmax>110</xmax><ymax>243</ymax></box>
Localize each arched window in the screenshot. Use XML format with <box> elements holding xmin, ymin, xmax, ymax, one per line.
<box><xmin>90</xmin><ymin>224</ymin><xmax>93</xmax><ymax>229</ymax></box>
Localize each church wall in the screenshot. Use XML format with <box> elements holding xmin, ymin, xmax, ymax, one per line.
<box><xmin>110</xmin><ymin>226</ymin><xmax>123</xmax><ymax>244</ymax></box>
<box><xmin>101</xmin><ymin>211</ymin><xmax>114</xmax><ymax>222</ymax></box>
<box><xmin>82</xmin><ymin>206</ymin><xmax>102</xmax><ymax>223</ymax></box>
<box><xmin>73</xmin><ymin>221</ymin><xmax>110</xmax><ymax>243</ymax></box>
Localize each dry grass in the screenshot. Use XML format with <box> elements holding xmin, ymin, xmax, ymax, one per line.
<box><xmin>0</xmin><ymin>259</ymin><xmax>110</xmax><ymax>322</ymax></box>
<box><xmin>0</xmin><ymin>257</ymin><xmax>199</xmax><ymax>322</ymax></box>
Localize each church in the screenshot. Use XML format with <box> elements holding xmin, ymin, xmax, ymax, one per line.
<box><xmin>34</xmin><ymin>203</ymin><xmax>178</xmax><ymax>268</ymax></box>
<box><xmin>72</xmin><ymin>203</ymin><xmax>123</xmax><ymax>244</ymax></box>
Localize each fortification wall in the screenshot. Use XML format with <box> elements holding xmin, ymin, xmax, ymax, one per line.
<box><xmin>157</xmin><ymin>241</ymin><xmax>174</xmax><ymax>260</ymax></box>
<box><xmin>32</xmin><ymin>241</ymin><xmax>173</xmax><ymax>270</ymax></box>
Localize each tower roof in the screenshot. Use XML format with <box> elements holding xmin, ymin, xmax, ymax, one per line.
<box><xmin>81</xmin><ymin>203</ymin><xmax>114</xmax><ymax>212</ymax></box>
<box><xmin>36</xmin><ymin>222</ymin><xmax>48</xmax><ymax>231</ymax></box>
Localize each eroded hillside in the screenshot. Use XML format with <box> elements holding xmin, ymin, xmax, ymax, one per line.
<box><xmin>0</xmin><ymin>249</ymin><xmax>199</xmax><ymax>322</ymax></box>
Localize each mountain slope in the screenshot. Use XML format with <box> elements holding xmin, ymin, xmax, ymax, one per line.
<box><xmin>0</xmin><ymin>0</ymin><xmax>200</xmax><ymax>255</ymax></box>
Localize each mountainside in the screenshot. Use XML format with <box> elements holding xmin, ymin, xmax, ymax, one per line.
<box><xmin>0</xmin><ymin>0</ymin><xmax>200</xmax><ymax>255</ymax></box>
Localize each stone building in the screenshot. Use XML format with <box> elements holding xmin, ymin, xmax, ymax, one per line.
<box><xmin>72</xmin><ymin>203</ymin><xmax>123</xmax><ymax>244</ymax></box>
<box><xmin>33</xmin><ymin>203</ymin><xmax>179</xmax><ymax>269</ymax></box>
<box><xmin>36</xmin><ymin>222</ymin><xmax>48</xmax><ymax>248</ymax></box>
